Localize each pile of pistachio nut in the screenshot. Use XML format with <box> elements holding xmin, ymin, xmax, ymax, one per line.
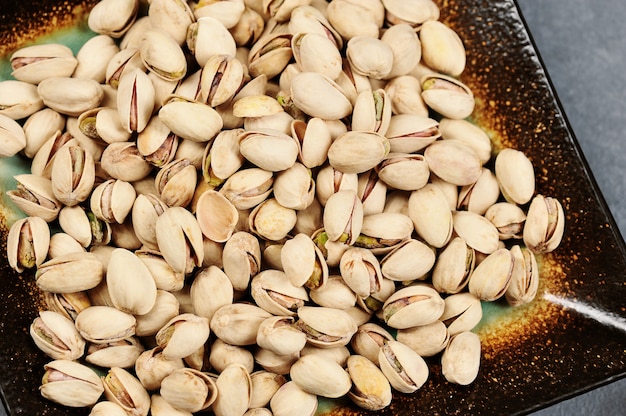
<box><xmin>0</xmin><ymin>0</ymin><xmax>566</xmax><ymax>414</ymax></box>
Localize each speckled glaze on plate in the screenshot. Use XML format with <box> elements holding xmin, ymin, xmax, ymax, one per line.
<box><xmin>1</xmin><ymin>1</ymin><xmax>625</xmax><ymax>415</ymax></box>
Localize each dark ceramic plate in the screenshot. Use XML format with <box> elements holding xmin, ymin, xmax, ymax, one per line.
<box><xmin>1</xmin><ymin>0</ymin><xmax>625</xmax><ymax>415</ymax></box>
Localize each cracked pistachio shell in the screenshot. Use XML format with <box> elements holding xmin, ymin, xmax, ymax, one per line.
<box><xmin>212</xmin><ymin>364</ymin><xmax>252</xmax><ymax>416</ymax></box>
<box><xmin>292</xmin><ymin>32</ymin><xmax>342</xmax><ymax>80</ymax></box>
<box><xmin>160</xmin><ymin>368</ymin><xmax>218</xmax><ymax>413</ymax></box>
<box><xmin>196</xmin><ymin>190</ymin><xmax>239</xmax><ymax>242</ymax></box>
<box><xmin>0</xmin><ymin>80</ymin><xmax>44</xmax><ymax>120</ymax></box>
<box><xmin>257</xmin><ymin>315</ymin><xmax>307</xmax><ymax>357</ymax></box>
<box><xmin>506</xmin><ymin>245</ymin><xmax>539</xmax><ymax>306</ymax></box>
<box><xmin>102</xmin><ymin>367</ymin><xmax>150</xmax><ymax>416</ymax></box>
<box><xmin>148</xmin><ymin>0</ymin><xmax>195</xmax><ymax>45</ymax></box>
<box><xmin>75</xmin><ymin>306</ymin><xmax>136</xmax><ymax>344</ymax></box>
<box><xmin>408</xmin><ymin>183</ymin><xmax>453</xmax><ymax>248</ymax></box>
<box><xmin>30</xmin><ymin>310</ymin><xmax>85</xmax><ymax>361</ymax></box>
<box><xmin>106</xmin><ymin>248</ymin><xmax>157</xmax><ymax>315</ymax></box>
<box><xmin>381</xmin><ymin>23</ymin><xmax>422</xmax><ymax>79</ymax></box>
<box><xmin>30</xmin><ymin>132</ymin><xmax>76</xmax><ymax>179</ymax></box>
<box><xmin>339</xmin><ymin>247</ymin><xmax>383</xmax><ymax>298</ymax></box>
<box><xmin>381</xmin><ymin>238</ymin><xmax>436</xmax><ymax>282</ymax></box>
<box><xmin>117</xmin><ymin>68</ymin><xmax>155</xmax><ymax>133</ymax></box>
<box><xmin>155</xmin><ymin>313</ymin><xmax>210</xmax><ymax>360</ymax></box>
<box><xmin>273</xmin><ymin>162</ymin><xmax>315</xmax><ymax>210</ymax></box>
<box><xmin>381</xmin><ymin>0</ymin><xmax>439</xmax><ymax>27</ymax></box>
<box><xmin>88</xmin><ymin>0</ymin><xmax>139</xmax><ymax>38</ymax></box>
<box><xmin>249</xmin><ymin>370</ymin><xmax>287</xmax><ymax>409</ymax></box>
<box><xmin>85</xmin><ymin>336</ymin><xmax>145</xmax><ymax>369</ymax></box>
<box><xmin>485</xmin><ymin>202</ymin><xmax>527</xmax><ymax>240</ymax></box>
<box><xmin>384</xmin><ymin>75</ymin><xmax>429</xmax><ymax>117</ymax></box>
<box><xmin>421</xmin><ymin>73</ymin><xmax>475</xmax><ymax>119</ymax></box>
<box><xmin>211</xmin><ymin>303</ymin><xmax>272</xmax><ymax>346</ymax></box>
<box><xmin>58</xmin><ymin>205</ymin><xmax>111</xmax><ymax>248</ymax></box>
<box><xmin>424</xmin><ymin>139</ymin><xmax>482</xmax><ymax>186</ymax></box>
<box><xmin>385</xmin><ymin>113</ymin><xmax>440</xmax><ymax>154</ymax></box>
<box><xmin>38</xmin><ymin>77</ymin><xmax>103</xmax><ymax>117</ymax></box>
<box><xmin>10</xmin><ymin>43</ymin><xmax>77</xmax><ymax>84</ymax></box>
<box><xmin>290</xmin><ymin>71</ymin><xmax>352</xmax><ymax>120</ymax></box>
<box><xmin>139</xmin><ymin>28</ymin><xmax>187</xmax><ymax>81</ymax></box>
<box><xmin>309</xmin><ymin>274</ymin><xmax>356</xmax><ymax>309</ymax></box>
<box><xmin>134</xmin><ymin>289</ymin><xmax>180</xmax><ymax>337</ymax></box>
<box><xmin>323</xmin><ymin>190</ymin><xmax>363</xmax><ymax>245</ymax></box>
<box><xmin>23</xmin><ymin>108</ymin><xmax>65</xmax><ymax>158</ymax></box>
<box><xmin>203</xmin><ymin>128</ymin><xmax>245</xmax><ymax>184</ymax></box>
<box><xmin>190</xmin><ymin>265</ymin><xmax>233</xmax><ymax>321</ymax></box>
<box><xmin>220</xmin><ymin>168</ymin><xmax>273</xmax><ymax>210</ymax></box>
<box><xmin>89</xmin><ymin>107</ymin><xmax>133</xmax><ymax>144</ymax></box>
<box><xmin>453</xmin><ymin>211</ymin><xmax>500</xmax><ymax>255</ymax></box>
<box><xmin>135</xmin><ymin>347</ymin><xmax>185</xmax><ymax>391</ymax></box>
<box><xmin>292</xmin><ymin>117</ymin><xmax>332</xmax><ymax>169</ymax></box>
<box><xmin>251</xmin><ymin>269</ymin><xmax>309</xmax><ymax>316</ymax></box>
<box><xmin>0</xmin><ymin>114</ymin><xmax>27</xmax><ymax>156</ymax></box>
<box><xmin>90</xmin><ymin>401</ymin><xmax>128</xmax><ymax>416</ymax></box>
<box><xmin>43</xmin><ymin>290</ymin><xmax>91</xmax><ymax>321</ymax></box>
<box><xmin>458</xmin><ymin>167</ymin><xmax>501</xmax><ymax>215</ymax></box>
<box><xmin>200</xmin><ymin>54</ymin><xmax>244</xmax><ymax>107</ymax></box>
<box><xmin>352</xmin><ymin>89</ymin><xmax>391</xmax><ymax>135</ymax></box>
<box><xmin>281</xmin><ymin>233</ymin><xmax>328</xmax><ymax>289</ymax></box>
<box><xmin>270</xmin><ymin>381</ymin><xmax>318</xmax><ymax>416</ymax></box>
<box><xmin>328</xmin><ymin>131</ymin><xmax>390</xmax><ymax>174</ymax></box>
<box><xmin>131</xmin><ymin>193</ymin><xmax>167</xmax><ymax>250</ymax></box>
<box><xmin>357</xmin><ymin>275</ymin><xmax>396</xmax><ymax>315</ymax></box>
<box><xmin>7</xmin><ymin>216</ymin><xmax>50</xmax><ymax>272</ymax></box>
<box><xmin>327</xmin><ymin>0</ymin><xmax>384</xmax><ymax>39</ymax></box>
<box><xmin>137</xmin><ymin>116</ymin><xmax>178</xmax><ymax>167</ymax></box>
<box><xmin>441</xmin><ymin>331</ymin><xmax>481</xmax><ymax>385</ymax></box>
<box><xmin>74</xmin><ymin>35</ymin><xmax>120</xmax><ymax>82</ymax></box>
<box><xmin>296</xmin><ymin>306</ymin><xmax>358</xmax><ymax>348</ymax></box>
<box><xmin>440</xmin><ymin>292</ymin><xmax>483</xmax><ymax>336</ymax></box>
<box><xmin>350</xmin><ymin>323</ymin><xmax>394</xmax><ymax>366</ymax></box>
<box><xmin>40</xmin><ymin>359</ymin><xmax>104</xmax><ymax>408</ymax></box>
<box><xmin>155</xmin><ymin>158</ymin><xmax>197</xmax><ymax>207</ymax></box>
<box><xmin>158</xmin><ymin>96</ymin><xmax>223</xmax><ymax>143</ymax></box>
<box><xmin>105</xmin><ymin>47</ymin><xmax>145</xmax><ymax>89</ymax></box>
<box><xmin>439</xmin><ymin>118</ymin><xmax>492</xmax><ymax>164</ymax></box>
<box><xmin>347</xmin><ymin>354</ymin><xmax>392</xmax><ymax>411</ymax></box>
<box><xmin>290</xmin><ymin>354</ymin><xmax>351</xmax><ymax>398</ymax></box>
<box><xmin>357</xmin><ymin>170</ymin><xmax>387</xmax><ymax>215</ymax></box>
<box><xmin>249</xmin><ymin>198</ymin><xmax>297</xmax><ymax>241</ymax></box>
<box><xmin>315</xmin><ymin>164</ymin><xmax>358</xmax><ymax>206</ymax></box>
<box><xmin>239</xmin><ymin>128</ymin><xmax>299</xmax><ymax>172</ymax></box>
<box><xmin>289</xmin><ymin>5</ymin><xmax>342</xmax><ymax>47</ymax></box>
<box><xmin>248</xmin><ymin>32</ymin><xmax>293</xmax><ymax>79</ymax></box>
<box><xmin>90</xmin><ymin>179</ymin><xmax>136</xmax><ymax>224</ymax></box>
<box><xmin>396</xmin><ymin>320</ymin><xmax>450</xmax><ymax>357</ymax></box>
<box><xmin>346</xmin><ymin>36</ymin><xmax>393</xmax><ymax>80</ymax></box>
<box><xmin>377</xmin><ymin>153</ymin><xmax>430</xmax><ymax>191</ymax></box>
<box><xmin>155</xmin><ymin>206</ymin><xmax>204</xmax><ymax>274</ymax></box>
<box><xmin>495</xmin><ymin>147</ymin><xmax>536</xmax><ymax>205</ymax></box>
<box><xmin>230</xmin><ymin>7</ymin><xmax>265</xmax><ymax>47</ymax></box>
<box><xmin>50</xmin><ymin>145</ymin><xmax>95</xmax><ymax>207</ymax></box>
<box><xmin>382</xmin><ymin>284</ymin><xmax>445</xmax><ymax>329</ymax></box>
<box><xmin>378</xmin><ymin>340</ymin><xmax>429</xmax><ymax>393</ymax></box>
<box><xmin>222</xmin><ymin>231</ymin><xmax>261</xmax><ymax>291</ymax></box>
<box><xmin>420</xmin><ymin>20</ymin><xmax>466</xmax><ymax>76</ymax></box>
<box><xmin>187</xmin><ymin>17</ymin><xmax>237</xmax><ymax>67</ymax></box>
<box><xmin>469</xmin><ymin>248</ymin><xmax>515</xmax><ymax>301</ymax></box>
<box><xmin>36</xmin><ymin>252</ymin><xmax>105</xmax><ymax>293</ymax></box>
<box><xmin>432</xmin><ymin>236</ymin><xmax>475</xmax><ymax>294</ymax></box>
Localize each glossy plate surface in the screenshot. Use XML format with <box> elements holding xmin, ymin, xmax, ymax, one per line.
<box><xmin>1</xmin><ymin>1</ymin><xmax>625</xmax><ymax>415</ymax></box>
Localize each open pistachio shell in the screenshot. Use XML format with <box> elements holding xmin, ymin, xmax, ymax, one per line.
<box><xmin>10</xmin><ymin>43</ymin><xmax>77</xmax><ymax>84</ymax></box>
<box><xmin>36</xmin><ymin>252</ymin><xmax>105</xmax><ymax>293</ymax></box>
<box><xmin>40</xmin><ymin>360</ymin><xmax>104</xmax><ymax>408</ymax></box>
<box><xmin>378</xmin><ymin>340</ymin><xmax>429</xmax><ymax>393</ymax></box>
<box><xmin>0</xmin><ymin>80</ymin><xmax>44</xmax><ymax>120</ymax></box>
<box><xmin>30</xmin><ymin>310</ymin><xmax>86</xmax><ymax>361</ymax></box>
<box><xmin>251</xmin><ymin>269</ymin><xmax>309</xmax><ymax>316</ymax></box>
<box><xmin>160</xmin><ymin>368</ymin><xmax>218</xmax><ymax>413</ymax></box>
<box><xmin>155</xmin><ymin>313</ymin><xmax>211</xmax><ymax>360</ymax></box>
<box><xmin>296</xmin><ymin>305</ymin><xmax>358</xmax><ymax>348</ymax></box>
<box><xmin>101</xmin><ymin>367</ymin><xmax>150</xmax><ymax>416</ymax></box>
<box><xmin>347</xmin><ymin>354</ymin><xmax>393</xmax><ymax>411</ymax></box>
<box><xmin>382</xmin><ymin>284</ymin><xmax>445</xmax><ymax>329</ymax></box>
<box><xmin>7</xmin><ymin>216</ymin><xmax>50</xmax><ymax>273</ymax></box>
<box><xmin>75</xmin><ymin>306</ymin><xmax>136</xmax><ymax>344</ymax></box>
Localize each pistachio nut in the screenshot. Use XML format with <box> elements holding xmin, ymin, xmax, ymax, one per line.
<box><xmin>90</xmin><ymin>401</ymin><xmax>129</xmax><ymax>416</ymax></box>
<box><xmin>105</xmin><ymin>47</ymin><xmax>145</xmax><ymax>89</ymax></box>
<box><xmin>315</xmin><ymin>164</ymin><xmax>358</xmax><ymax>206</ymax></box>
<box><xmin>346</xmin><ymin>36</ymin><xmax>393</xmax><ymax>80</ymax></box>
<box><xmin>222</xmin><ymin>231</ymin><xmax>261</xmax><ymax>291</ymax></box>
<box><xmin>106</xmin><ymin>248</ymin><xmax>157</xmax><ymax>315</ymax></box>
<box><xmin>22</xmin><ymin>108</ymin><xmax>65</xmax><ymax>158</ymax></box>
<box><xmin>200</xmin><ymin>54</ymin><xmax>245</xmax><ymax>107</ymax></box>
<box><xmin>220</xmin><ymin>167</ymin><xmax>273</xmax><ymax>210</ymax></box>
<box><xmin>357</xmin><ymin>170</ymin><xmax>387</xmax><ymax>215</ymax></box>
<box><xmin>295</xmin><ymin>305</ymin><xmax>358</xmax><ymax>348</ymax></box>
<box><xmin>257</xmin><ymin>315</ymin><xmax>307</xmax><ymax>357</ymax></box>
<box><xmin>159</xmin><ymin>96</ymin><xmax>224</xmax><ymax>143</ymax></box>
<box><xmin>385</xmin><ymin>113</ymin><xmax>440</xmax><ymax>153</ymax></box>
<box><xmin>0</xmin><ymin>80</ymin><xmax>44</xmax><ymax>120</ymax></box>
<box><xmin>116</xmin><ymin>68</ymin><xmax>156</xmax><ymax>133</ymax></box>
<box><xmin>323</xmin><ymin>189</ymin><xmax>363</xmax><ymax>245</ymax></box>
<box><xmin>378</xmin><ymin>340</ymin><xmax>429</xmax><ymax>393</ymax></box>
<box><xmin>155</xmin><ymin>158</ymin><xmax>197</xmax><ymax>207</ymax></box>
<box><xmin>88</xmin><ymin>0</ymin><xmax>139</xmax><ymax>38</ymax></box>
<box><xmin>249</xmin><ymin>370</ymin><xmax>287</xmax><ymax>409</ymax></box>
<box><xmin>381</xmin><ymin>0</ymin><xmax>440</xmax><ymax>28</ymax></box>
<box><xmin>439</xmin><ymin>117</ymin><xmax>492</xmax><ymax>164</ymax></box>
<box><xmin>468</xmin><ymin>247</ymin><xmax>514</xmax><ymax>301</ymax></box>
<box><xmin>36</xmin><ymin>252</ymin><xmax>105</xmax><ymax>293</ymax></box>
<box><xmin>420</xmin><ymin>20</ymin><xmax>466</xmax><ymax>76</ymax></box>
<box><xmin>74</xmin><ymin>305</ymin><xmax>136</xmax><ymax>344</ymax></box>
<box><xmin>441</xmin><ymin>331</ymin><xmax>481</xmax><ymax>385</ymax></box>
<box><xmin>452</xmin><ymin>210</ymin><xmax>500</xmax><ymax>254</ymax></box>
<box><xmin>238</xmin><ymin>128</ymin><xmax>299</xmax><ymax>172</ymax></box>
<box><xmin>384</xmin><ymin>75</ymin><xmax>429</xmax><ymax>117</ymax></box>
<box><xmin>280</xmin><ymin>233</ymin><xmax>328</xmax><ymax>289</ymax></box>
<box><xmin>457</xmin><ymin>167</ymin><xmax>501</xmax><ymax>215</ymax></box>
<box><xmin>251</xmin><ymin>269</ymin><xmax>309</xmax><ymax>316</ymax></box>
<box><xmin>291</xmin><ymin>117</ymin><xmax>332</xmax><ymax>169</ymax></box>
<box><xmin>292</xmin><ymin>32</ymin><xmax>342</xmax><ymax>80</ymax></box>
<box><xmin>300</xmin><ymin>344</ymin><xmax>351</xmax><ymax>367</ymax></box>
<box><xmin>10</xmin><ymin>43</ymin><xmax>77</xmax><ymax>84</ymax></box>
<box><xmin>308</xmin><ymin>274</ymin><xmax>356</xmax><ymax>309</ymax></box>
<box><xmin>189</xmin><ymin>265</ymin><xmax>233</xmax><ymax>322</ymax></box>
<box><xmin>421</xmin><ymin>73</ymin><xmax>474</xmax><ymax>119</ymax></box>
<box><xmin>506</xmin><ymin>245</ymin><xmax>539</xmax><ymax>306</ymax></box>
<box><xmin>43</xmin><ymin>290</ymin><xmax>91</xmax><ymax>321</ymax></box>
<box><xmin>155</xmin><ymin>206</ymin><xmax>204</xmax><ymax>274</ymax></box>
<box><xmin>408</xmin><ymin>183</ymin><xmax>453</xmax><ymax>248</ymax></box>
<box><xmin>290</xmin><ymin>71</ymin><xmax>352</xmax><ymax>120</ymax></box>
<box><xmin>381</xmin><ymin>22</ymin><xmax>422</xmax><ymax>79</ymax></box>
<box><xmin>30</xmin><ymin>310</ymin><xmax>86</xmax><ymax>361</ymax></box>
<box><xmin>194</xmin><ymin>0</ymin><xmax>245</xmax><ymax>28</ymax></box>
<box><xmin>155</xmin><ymin>313</ymin><xmax>211</xmax><ymax>360</ymax></box>
<box><xmin>203</xmin><ymin>128</ymin><xmax>245</xmax><ymax>184</ymax></box>
<box><xmin>273</xmin><ymin>162</ymin><xmax>315</xmax><ymax>210</ymax></box>
<box><xmin>431</xmin><ymin>236</ymin><xmax>475</xmax><ymax>294</ymax></box>
<box><xmin>90</xmin><ymin>179</ymin><xmax>136</xmax><ymax>224</ymax></box>
<box><xmin>380</xmin><ymin>238</ymin><xmax>436</xmax><ymax>282</ymax></box>
<box><xmin>484</xmin><ymin>202</ymin><xmax>527</xmax><ymax>240</ymax></box>
<box><xmin>134</xmin><ymin>289</ymin><xmax>180</xmax><ymax>337</ymax></box>
<box><xmin>210</xmin><ymin>303</ymin><xmax>272</xmax><ymax>346</ymax></box>
<box><xmin>270</xmin><ymin>381</ymin><xmax>318</xmax><ymax>416</ymax></box>
<box><xmin>148</xmin><ymin>0</ymin><xmax>195</xmax><ymax>45</ymax></box>
<box><xmin>131</xmin><ymin>193</ymin><xmax>167</xmax><ymax>250</ymax></box>
<box><xmin>49</xmin><ymin>145</ymin><xmax>95</xmax><ymax>207</ymax></box>
<box><xmin>160</xmin><ymin>368</ymin><xmax>218</xmax><ymax>413</ymax></box>
<box><xmin>346</xmin><ymin>354</ymin><xmax>393</xmax><ymax>411</ymax></box>
<box><xmin>382</xmin><ymin>284</ymin><xmax>445</xmax><ymax>329</ymax></box>
<box><xmin>74</xmin><ymin>35</ymin><xmax>120</xmax><ymax>82</ymax></box>
<box><xmin>30</xmin><ymin>131</ymin><xmax>76</xmax><ymax>179</ymax></box>
<box><xmin>58</xmin><ymin>204</ymin><xmax>111</xmax><ymax>248</ymax></box>
<box><xmin>7</xmin><ymin>216</ymin><xmax>50</xmax><ymax>272</ymax></box>
<box><xmin>396</xmin><ymin>320</ymin><xmax>450</xmax><ymax>357</ymax></box>
<box><xmin>351</xmin><ymin>89</ymin><xmax>391</xmax><ymax>135</ymax></box>
<box><xmin>209</xmin><ymin>338</ymin><xmax>255</xmax><ymax>374</ymax></box>
<box><xmin>248</xmin><ymin>32</ymin><xmax>293</xmax><ymax>79</ymax></box>
<box><xmin>328</xmin><ymin>131</ymin><xmax>390</xmax><ymax>174</ymax></box>
<box><xmin>523</xmin><ymin>194</ymin><xmax>566</xmax><ymax>254</ymax></box>
<box><xmin>377</xmin><ymin>153</ymin><xmax>430</xmax><ymax>191</ymax></box>
<box><xmin>40</xmin><ymin>359</ymin><xmax>104</xmax><ymax>407</ymax></box>
<box><xmin>495</xmin><ymin>147</ymin><xmax>536</xmax><ymax>205</ymax></box>
<box><xmin>289</xmin><ymin>5</ymin><xmax>343</xmax><ymax>48</ymax></box>
<box><xmin>101</xmin><ymin>367</ymin><xmax>151</xmax><ymax>416</ymax></box>
<box><xmin>424</xmin><ymin>139</ymin><xmax>482</xmax><ymax>186</ymax></box>
<box><xmin>230</xmin><ymin>7</ymin><xmax>265</xmax><ymax>47</ymax></box>
<box><xmin>187</xmin><ymin>17</ymin><xmax>237</xmax><ymax>67</ymax></box>
<box><xmin>290</xmin><ymin>354</ymin><xmax>351</xmax><ymax>398</ymax></box>
<box><xmin>350</xmin><ymin>322</ymin><xmax>394</xmax><ymax>366</ymax></box>
<box><xmin>248</xmin><ymin>198</ymin><xmax>297</xmax><ymax>241</ymax></box>
<box><xmin>339</xmin><ymin>247</ymin><xmax>383</xmax><ymax>298</ymax></box>
<box><xmin>85</xmin><ymin>337</ymin><xmax>145</xmax><ymax>369</ymax></box>
<box><xmin>440</xmin><ymin>292</ymin><xmax>483</xmax><ymax>336</ymax></box>
<box><xmin>134</xmin><ymin>347</ymin><xmax>185</xmax><ymax>391</ymax></box>
<box><xmin>38</xmin><ymin>77</ymin><xmax>104</xmax><ymax>117</ymax></box>
<box><xmin>213</xmin><ymin>363</ymin><xmax>252</xmax><ymax>416</ymax></box>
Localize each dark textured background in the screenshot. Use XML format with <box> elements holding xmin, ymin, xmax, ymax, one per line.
<box><xmin>517</xmin><ymin>0</ymin><xmax>626</xmax><ymax>414</ymax></box>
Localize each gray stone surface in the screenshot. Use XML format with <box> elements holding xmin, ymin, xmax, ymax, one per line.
<box><xmin>518</xmin><ymin>0</ymin><xmax>626</xmax><ymax>415</ymax></box>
